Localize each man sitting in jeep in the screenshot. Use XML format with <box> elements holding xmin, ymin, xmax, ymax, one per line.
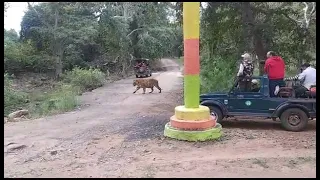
<box><xmin>284</xmin><ymin>63</ymin><xmax>316</xmax><ymax>97</ymax></box>
<box><xmin>251</xmin><ymin>79</ymin><xmax>260</xmax><ymax>92</ymax></box>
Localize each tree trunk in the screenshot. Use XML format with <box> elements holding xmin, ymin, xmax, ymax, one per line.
<box><xmin>294</xmin><ymin>28</ymin><xmax>307</xmax><ymax>70</ymax></box>
<box><xmin>253</xmin><ymin>29</ymin><xmax>267</xmax><ymax>75</ymax></box>
<box><xmin>240</xmin><ymin>2</ymin><xmax>254</xmax><ymax>52</ymax></box>
<box><xmin>55</xmin><ymin>54</ymin><xmax>63</xmax><ymax>79</ymax></box>
<box><xmin>175</xmin><ymin>2</ymin><xmax>183</xmax><ymax>26</ymax></box>
<box><xmin>129</xmin><ymin>15</ymin><xmax>141</xmax><ymax>58</ymax></box>
<box><xmin>123</xmin><ymin>2</ymin><xmax>129</xmax><ymax>22</ymax></box>
<box><xmin>298</xmin><ymin>31</ymin><xmax>308</xmax><ymax>67</ymax></box>
<box><xmin>240</xmin><ymin>2</ymin><xmax>268</xmax><ymax>75</ymax></box>
<box><xmin>52</xmin><ymin>5</ymin><xmax>63</xmax><ymax>79</ymax></box>
<box><xmin>121</xmin><ymin>61</ymin><xmax>127</xmax><ymax>77</ymax></box>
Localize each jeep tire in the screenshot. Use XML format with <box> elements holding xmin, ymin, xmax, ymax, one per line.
<box><xmin>280</xmin><ymin>108</ymin><xmax>308</xmax><ymax>132</ymax></box>
<box><xmin>209</xmin><ymin>106</ymin><xmax>223</xmax><ymax>123</ymax></box>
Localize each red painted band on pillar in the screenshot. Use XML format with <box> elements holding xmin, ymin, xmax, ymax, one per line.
<box><xmin>170</xmin><ymin>115</ymin><xmax>216</xmax><ymax>130</ymax></box>
<box><xmin>184</xmin><ymin>39</ymin><xmax>200</xmax><ymax>75</ymax></box>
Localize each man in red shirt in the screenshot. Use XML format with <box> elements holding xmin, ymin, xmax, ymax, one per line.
<box><xmin>264</xmin><ymin>51</ymin><xmax>286</xmax><ymax>97</ymax></box>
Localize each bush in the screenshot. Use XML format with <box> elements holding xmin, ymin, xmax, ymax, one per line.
<box><xmin>62</xmin><ymin>67</ymin><xmax>106</xmax><ymax>92</ymax></box>
<box><xmin>28</xmin><ymin>84</ymin><xmax>79</xmax><ymax>118</ymax></box>
<box><xmin>4</xmin><ymin>67</ymin><xmax>106</xmax><ymax>118</ymax></box>
<box><xmin>4</xmin><ymin>74</ymin><xmax>28</xmax><ymax>116</ymax></box>
<box><xmin>200</xmin><ymin>55</ymin><xmax>237</xmax><ymax>93</ymax></box>
<box><xmin>4</xmin><ymin>73</ymin><xmax>79</xmax><ymax>118</ymax></box>
<box><xmin>4</xmin><ymin>40</ymin><xmax>54</xmax><ymax>74</ymax></box>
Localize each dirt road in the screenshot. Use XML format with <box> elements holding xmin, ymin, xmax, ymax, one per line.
<box><xmin>4</xmin><ymin>59</ymin><xmax>316</xmax><ymax>178</ymax></box>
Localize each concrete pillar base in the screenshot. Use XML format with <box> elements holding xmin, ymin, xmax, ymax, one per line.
<box><xmin>164</xmin><ymin>105</ymin><xmax>223</xmax><ymax>142</ymax></box>
<box><xmin>164</xmin><ymin>123</ymin><xmax>223</xmax><ymax>142</ymax></box>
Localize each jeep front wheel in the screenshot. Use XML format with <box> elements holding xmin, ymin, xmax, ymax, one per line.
<box><xmin>280</xmin><ymin>108</ymin><xmax>308</xmax><ymax>132</ymax></box>
<box><xmin>209</xmin><ymin>106</ymin><xmax>223</xmax><ymax>123</ymax></box>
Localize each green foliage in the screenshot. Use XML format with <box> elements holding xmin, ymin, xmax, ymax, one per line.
<box><xmin>26</xmin><ymin>67</ymin><xmax>106</xmax><ymax>117</ymax></box>
<box><xmin>200</xmin><ymin>2</ymin><xmax>316</xmax><ymax>92</ymax></box>
<box><xmin>4</xmin><ymin>38</ymin><xmax>54</xmax><ymax>73</ymax></box>
<box><xmin>4</xmin><ymin>74</ymin><xmax>28</xmax><ymax>116</ymax></box>
<box><xmin>200</xmin><ymin>55</ymin><xmax>237</xmax><ymax>93</ymax></box>
<box><xmin>4</xmin><ymin>73</ymin><xmax>80</xmax><ymax>118</ymax></box>
<box><xmin>27</xmin><ymin>84</ymin><xmax>79</xmax><ymax>118</ymax></box>
<box><xmin>136</xmin><ymin>26</ymin><xmax>181</xmax><ymax>60</ymax></box>
<box><xmin>4</xmin><ymin>29</ymin><xmax>19</xmax><ymax>43</ymax></box>
<box><xmin>62</xmin><ymin>67</ymin><xmax>106</xmax><ymax>92</ymax></box>
<box><xmin>6</xmin><ymin>2</ymin><xmax>181</xmax><ymax>76</ymax></box>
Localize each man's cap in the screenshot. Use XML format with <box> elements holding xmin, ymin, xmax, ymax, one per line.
<box><xmin>241</xmin><ymin>53</ymin><xmax>251</xmax><ymax>59</ymax></box>
<box><xmin>267</xmin><ymin>51</ymin><xmax>276</xmax><ymax>56</ymax></box>
<box><xmin>252</xmin><ymin>79</ymin><xmax>258</xmax><ymax>84</ymax></box>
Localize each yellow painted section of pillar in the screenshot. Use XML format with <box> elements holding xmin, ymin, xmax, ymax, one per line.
<box><xmin>183</xmin><ymin>2</ymin><xmax>200</xmax><ymax>39</ymax></box>
<box><xmin>175</xmin><ymin>105</ymin><xmax>210</xmax><ymax>121</ymax></box>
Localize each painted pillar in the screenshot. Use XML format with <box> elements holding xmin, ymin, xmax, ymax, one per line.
<box><xmin>163</xmin><ymin>2</ymin><xmax>222</xmax><ymax>142</ymax></box>
<box><xmin>183</xmin><ymin>2</ymin><xmax>200</xmax><ymax>108</ymax></box>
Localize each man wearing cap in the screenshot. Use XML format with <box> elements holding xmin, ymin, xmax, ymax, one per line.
<box><xmin>285</xmin><ymin>63</ymin><xmax>316</xmax><ymax>97</ymax></box>
<box><xmin>237</xmin><ymin>53</ymin><xmax>254</xmax><ymax>91</ymax></box>
<box><xmin>264</xmin><ymin>51</ymin><xmax>286</xmax><ymax>97</ymax></box>
<box><xmin>251</xmin><ymin>79</ymin><xmax>260</xmax><ymax>92</ymax></box>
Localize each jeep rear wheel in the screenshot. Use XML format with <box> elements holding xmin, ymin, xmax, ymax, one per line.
<box><xmin>209</xmin><ymin>106</ymin><xmax>223</xmax><ymax>123</ymax></box>
<box><xmin>280</xmin><ymin>108</ymin><xmax>308</xmax><ymax>132</ymax></box>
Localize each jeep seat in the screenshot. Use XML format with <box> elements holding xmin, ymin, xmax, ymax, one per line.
<box><xmin>278</xmin><ymin>87</ymin><xmax>294</xmax><ymax>98</ymax></box>
<box><xmin>305</xmin><ymin>85</ymin><xmax>316</xmax><ymax>98</ymax></box>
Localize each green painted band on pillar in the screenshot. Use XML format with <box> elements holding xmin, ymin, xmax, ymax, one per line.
<box><xmin>184</xmin><ymin>74</ymin><xmax>200</xmax><ymax>108</ymax></box>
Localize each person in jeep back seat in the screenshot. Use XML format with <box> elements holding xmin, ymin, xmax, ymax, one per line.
<box><xmin>264</xmin><ymin>51</ymin><xmax>286</xmax><ymax>97</ymax></box>
<box><xmin>237</xmin><ymin>53</ymin><xmax>254</xmax><ymax>92</ymax></box>
<box><xmin>285</xmin><ymin>63</ymin><xmax>316</xmax><ymax>97</ymax></box>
